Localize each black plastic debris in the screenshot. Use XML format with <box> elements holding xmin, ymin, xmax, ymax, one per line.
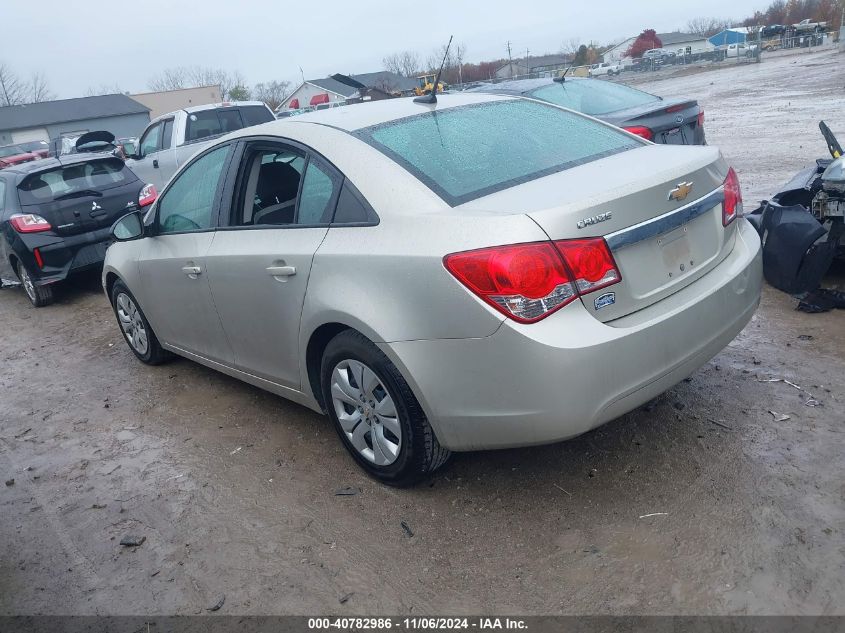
<box><xmin>400</xmin><ymin>520</ymin><xmax>414</xmax><ymax>538</ymax></box>
<box><xmin>796</xmin><ymin>288</ymin><xmax>845</xmax><ymax>313</ymax></box>
<box><xmin>119</xmin><ymin>535</ymin><xmax>146</xmax><ymax>547</ymax></box>
<box><xmin>207</xmin><ymin>595</ymin><xmax>225</xmax><ymax>611</ymax></box>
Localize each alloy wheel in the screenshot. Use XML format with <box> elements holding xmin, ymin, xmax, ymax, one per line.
<box><xmin>19</xmin><ymin>266</ymin><xmax>36</xmax><ymax>303</ymax></box>
<box><xmin>115</xmin><ymin>292</ymin><xmax>149</xmax><ymax>356</ymax></box>
<box><xmin>330</xmin><ymin>359</ymin><xmax>402</xmax><ymax>466</ymax></box>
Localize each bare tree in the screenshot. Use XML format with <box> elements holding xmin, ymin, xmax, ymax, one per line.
<box><xmin>253</xmin><ymin>80</ymin><xmax>290</xmax><ymax>110</ymax></box>
<box><xmin>382</xmin><ymin>50</ymin><xmax>422</xmax><ymax>77</ymax></box>
<box><xmin>560</xmin><ymin>38</ymin><xmax>581</xmax><ymax>57</ymax></box>
<box><xmin>147</xmin><ymin>66</ymin><xmax>248</xmax><ymax>100</ymax></box>
<box><xmin>0</xmin><ymin>62</ymin><xmax>26</xmax><ymax>106</ymax></box>
<box><xmin>28</xmin><ymin>72</ymin><xmax>54</xmax><ymax>103</ymax></box>
<box><xmin>687</xmin><ymin>17</ymin><xmax>733</xmax><ymax>37</ymax></box>
<box><xmin>425</xmin><ymin>41</ymin><xmax>467</xmax><ymax>84</ymax></box>
<box><xmin>84</xmin><ymin>83</ymin><xmax>125</xmax><ymax>97</ymax></box>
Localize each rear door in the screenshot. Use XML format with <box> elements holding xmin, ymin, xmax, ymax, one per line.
<box><xmin>204</xmin><ymin>139</ymin><xmax>341</xmax><ymax>388</ymax></box>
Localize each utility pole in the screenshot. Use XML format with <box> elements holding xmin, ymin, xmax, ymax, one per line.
<box><xmin>507</xmin><ymin>41</ymin><xmax>514</xmax><ymax>78</ymax></box>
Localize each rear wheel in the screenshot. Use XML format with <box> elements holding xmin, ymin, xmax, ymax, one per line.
<box><xmin>321</xmin><ymin>329</ymin><xmax>450</xmax><ymax>487</ymax></box>
<box><xmin>110</xmin><ymin>280</ymin><xmax>169</xmax><ymax>365</ymax></box>
<box><xmin>16</xmin><ymin>261</ymin><xmax>54</xmax><ymax>307</ymax></box>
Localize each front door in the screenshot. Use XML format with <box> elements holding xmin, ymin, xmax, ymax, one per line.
<box><xmin>137</xmin><ymin>144</ymin><xmax>233</xmax><ymax>363</ymax></box>
<box><xmin>205</xmin><ymin>142</ymin><xmax>341</xmax><ymax>388</ymax></box>
<box><xmin>129</xmin><ymin>120</ymin><xmax>166</xmax><ymax>190</ymax></box>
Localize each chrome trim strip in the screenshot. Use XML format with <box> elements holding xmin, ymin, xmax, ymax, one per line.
<box><xmin>605</xmin><ymin>187</ymin><xmax>725</xmax><ymax>251</ymax></box>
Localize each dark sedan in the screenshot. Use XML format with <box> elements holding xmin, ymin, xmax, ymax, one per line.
<box><xmin>0</xmin><ymin>153</ymin><xmax>156</xmax><ymax>306</ymax></box>
<box><xmin>468</xmin><ymin>77</ymin><xmax>706</xmax><ymax>145</ymax></box>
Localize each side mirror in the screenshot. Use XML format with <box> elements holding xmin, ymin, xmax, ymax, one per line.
<box><xmin>111</xmin><ymin>211</ymin><xmax>144</xmax><ymax>241</ymax></box>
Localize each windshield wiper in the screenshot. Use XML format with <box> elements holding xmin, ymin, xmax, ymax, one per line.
<box><xmin>53</xmin><ymin>189</ymin><xmax>104</xmax><ymax>201</ymax></box>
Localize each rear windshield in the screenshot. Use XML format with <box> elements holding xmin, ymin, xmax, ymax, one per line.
<box><xmin>186</xmin><ymin>106</ymin><xmax>273</xmax><ymax>142</ymax></box>
<box><xmin>355</xmin><ymin>100</ymin><xmax>640</xmax><ymax>206</ymax></box>
<box><xmin>529</xmin><ymin>80</ymin><xmax>659</xmax><ymax>116</ymax></box>
<box><xmin>17</xmin><ymin>158</ymin><xmax>134</xmax><ymax>205</ymax></box>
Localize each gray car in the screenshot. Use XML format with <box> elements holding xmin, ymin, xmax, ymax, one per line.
<box><xmin>103</xmin><ymin>93</ymin><xmax>761</xmax><ymax>485</ymax></box>
<box><xmin>468</xmin><ymin>77</ymin><xmax>706</xmax><ymax>145</ymax></box>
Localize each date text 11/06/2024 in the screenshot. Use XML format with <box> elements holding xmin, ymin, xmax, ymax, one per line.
<box><xmin>308</xmin><ymin>617</ymin><xmax>528</xmax><ymax>630</ymax></box>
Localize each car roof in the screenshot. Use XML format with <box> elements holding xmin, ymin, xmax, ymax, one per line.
<box><xmin>150</xmin><ymin>101</ymin><xmax>270</xmax><ymax>123</ymax></box>
<box><xmin>223</xmin><ymin>93</ymin><xmax>516</xmax><ymax>135</ymax></box>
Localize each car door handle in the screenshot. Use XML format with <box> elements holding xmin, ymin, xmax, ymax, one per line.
<box><xmin>266</xmin><ymin>265</ymin><xmax>296</xmax><ymax>278</ymax></box>
<box><xmin>181</xmin><ymin>265</ymin><xmax>202</xmax><ymax>277</ymax></box>
<box><xmin>153</xmin><ymin>159</ymin><xmax>159</xmax><ymax>168</ymax></box>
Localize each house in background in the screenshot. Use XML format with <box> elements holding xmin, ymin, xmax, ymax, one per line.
<box><xmin>494</xmin><ymin>54</ymin><xmax>570</xmax><ymax>79</ymax></box>
<box><xmin>131</xmin><ymin>85</ymin><xmax>222</xmax><ymax>119</ymax></box>
<box><xmin>0</xmin><ymin>94</ymin><xmax>150</xmax><ymax>147</ymax></box>
<box><xmin>279</xmin><ymin>77</ymin><xmax>357</xmax><ymax>110</ymax></box>
<box><xmin>602</xmin><ymin>37</ymin><xmax>637</xmax><ymax>64</ymax></box>
<box><xmin>278</xmin><ymin>71</ymin><xmax>416</xmax><ymax>111</ymax></box>
<box><xmin>658</xmin><ymin>32</ymin><xmax>715</xmax><ymax>56</ymax></box>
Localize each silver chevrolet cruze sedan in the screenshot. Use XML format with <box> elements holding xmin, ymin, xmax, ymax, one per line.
<box><xmin>104</xmin><ymin>93</ymin><xmax>762</xmax><ymax>486</ymax></box>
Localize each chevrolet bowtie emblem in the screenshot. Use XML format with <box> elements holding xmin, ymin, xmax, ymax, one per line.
<box><xmin>668</xmin><ymin>182</ymin><xmax>693</xmax><ymax>202</ymax></box>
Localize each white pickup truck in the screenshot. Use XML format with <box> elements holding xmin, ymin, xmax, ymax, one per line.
<box><xmin>793</xmin><ymin>18</ymin><xmax>827</xmax><ymax>32</ymax></box>
<box><xmin>126</xmin><ymin>101</ymin><xmax>275</xmax><ymax>190</ymax></box>
<box><xmin>588</xmin><ymin>62</ymin><xmax>622</xmax><ymax>77</ymax></box>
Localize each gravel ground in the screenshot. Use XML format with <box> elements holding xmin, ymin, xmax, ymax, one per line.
<box><xmin>1</xmin><ymin>49</ymin><xmax>844</xmax><ymax>616</ymax></box>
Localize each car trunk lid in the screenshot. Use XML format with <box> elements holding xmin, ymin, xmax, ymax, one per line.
<box><xmin>459</xmin><ymin>145</ymin><xmax>733</xmax><ymax>321</ymax></box>
<box><xmin>607</xmin><ymin>99</ymin><xmax>702</xmax><ymax>145</ymax></box>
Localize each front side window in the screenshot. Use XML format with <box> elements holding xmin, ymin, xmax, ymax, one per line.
<box><xmin>356</xmin><ymin>100</ymin><xmax>641</xmax><ymax>206</ymax></box>
<box><xmin>186</xmin><ymin>108</ymin><xmax>253</xmax><ymax>143</ymax></box>
<box><xmin>139</xmin><ymin>123</ymin><xmax>162</xmax><ymax>157</ymax></box>
<box><xmin>157</xmin><ymin>145</ymin><xmax>229</xmax><ymax>234</ymax></box>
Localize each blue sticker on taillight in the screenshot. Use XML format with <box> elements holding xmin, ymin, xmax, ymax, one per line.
<box><xmin>594</xmin><ymin>292</ymin><xmax>616</xmax><ymax>310</ymax></box>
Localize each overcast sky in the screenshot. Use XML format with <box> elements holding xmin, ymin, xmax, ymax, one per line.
<box><xmin>4</xmin><ymin>0</ymin><xmax>769</xmax><ymax>99</ymax></box>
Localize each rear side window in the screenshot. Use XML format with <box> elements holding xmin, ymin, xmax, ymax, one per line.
<box><xmin>530</xmin><ymin>81</ymin><xmax>658</xmax><ymax>116</ymax></box>
<box><xmin>17</xmin><ymin>158</ymin><xmax>133</xmax><ymax>205</ymax></box>
<box><xmin>241</xmin><ymin>105</ymin><xmax>275</xmax><ymax>127</ymax></box>
<box><xmin>186</xmin><ymin>106</ymin><xmax>271</xmax><ymax>143</ymax></box>
<box><xmin>356</xmin><ymin>100</ymin><xmax>640</xmax><ymax>206</ymax></box>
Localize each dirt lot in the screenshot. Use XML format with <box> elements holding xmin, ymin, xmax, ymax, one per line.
<box><xmin>1</xmin><ymin>50</ymin><xmax>844</xmax><ymax>616</ymax></box>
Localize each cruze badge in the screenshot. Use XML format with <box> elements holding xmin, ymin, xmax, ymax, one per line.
<box><xmin>577</xmin><ymin>211</ymin><xmax>612</xmax><ymax>229</ymax></box>
<box><xmin>668</xmin><ymin>182</ymin><xmax>693</xmax><ymax>202</ymax></box>
<box><xmin>92</xmin><ymin>201</ymin><xmax>102</xmax><ymax>211</ymax></box>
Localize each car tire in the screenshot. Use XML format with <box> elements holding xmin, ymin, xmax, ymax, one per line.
<box><xmin>110</xmin><ymin>280</ymin><xmax>169</xmax><ymax>365</ymax></box>
<box><xmin>16</xmin><ymin>261</ymin><xmax>54</xmax><ymax>307</ymax></box>
<box><xmin>321</xmin><ymin>329</ymin><xmax>450</xmax><ymax>487</ymax></box>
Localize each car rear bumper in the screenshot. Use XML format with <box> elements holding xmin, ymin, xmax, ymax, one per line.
<box><xmin>382</xmin><ymin>218</ymin><xmax>762</xmax><ymax>452</ymax></box>
<box><xmin>14</xmin><ymin>226</ymin><xmax>113</xmax><ymax>285</ymax></box>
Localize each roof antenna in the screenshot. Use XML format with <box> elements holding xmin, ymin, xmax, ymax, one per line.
<box><xmin>414</xmin><ymin>35</ymin><xmax>453</xmax><ymax>105</ymax></box>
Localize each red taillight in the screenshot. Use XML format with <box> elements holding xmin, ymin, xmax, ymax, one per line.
<box><xmin>697</xmin><ymin>109</ymin><xmax>705</xmax><ymax>128</ymax></box>
<box><xmin>723</xmin><ymin>167</ymin><xmax>743</xmax><ymax>226</ymax></box>
<box><xmin>444</xmin><ymin>238</ymin><xmax>620</xmax><ymax>323</ymax></box>
<box><xmin>623</xmin><ymin>125</ymin><xmax>653</xmax><ymax>141</ymax></box>
<box><xmin>665</xmin><ymin>104</ymin><xmax>686</xmax><ymax>113</ymax></box>
<box><xmin>138</xmin><ymin>183</ymin><xmax>157</xmax><ymax>207</ymax></box>
<box><xmin>33</xmin><ymin>248</ymin><xmax>44</xmax><ymax>269</ymax></box>
<box><xmin>554</xmin><ymin>239</ymin><xmax>621</xmax><ymax>294</ymax></box>
<box><xmin>9</xmin><ymin>213</ymin><xmax>51</xmax><ymax>233</ymax></box>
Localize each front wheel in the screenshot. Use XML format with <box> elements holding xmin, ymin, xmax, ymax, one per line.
<box><xmin>321</xmin><ymin>330</ymin><xmax>450</xmax><ymax>486</ymax></box>
<box><xmin>16</xmin><ymin>261</ymin><xmax>54</xmax><ymax>307</ymax></box>
<box><xmin>110</xmin><ymin>280</ymin><xmax>170</xmax><ymax>365</ymax></box>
